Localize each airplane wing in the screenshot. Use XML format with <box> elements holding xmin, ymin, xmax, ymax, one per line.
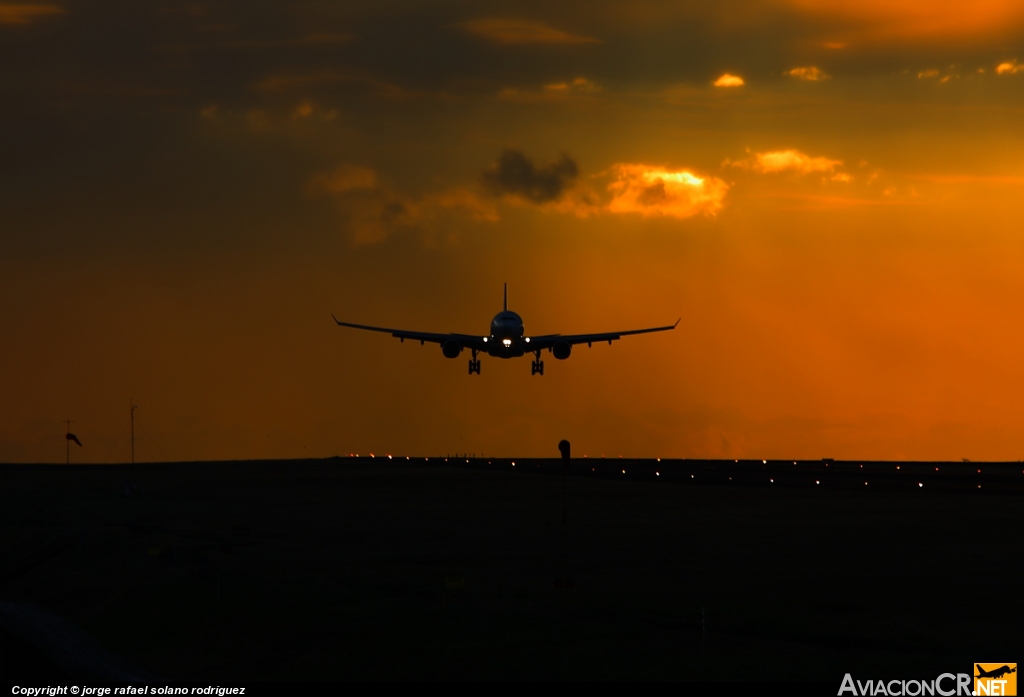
<box><xmin>332</xmin><ymin>316</ymin><xmax>488</xmax><ymax>351</ymax></box>
<box><xmin>528</xmin><ymin>319</ymin><xmax>679</xmax><ymax>351</ymax></box>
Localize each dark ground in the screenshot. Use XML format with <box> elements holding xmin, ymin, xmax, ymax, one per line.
<box><xmin>1</xmin><ymin>458</ymin><xmax>1020</xmax><ymax>681</ymax></box>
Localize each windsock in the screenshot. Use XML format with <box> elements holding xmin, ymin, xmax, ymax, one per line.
<box><xmin>66</xmin><ymin>433</ymin><xmax>82</xmax><ymax>447</ymax></box>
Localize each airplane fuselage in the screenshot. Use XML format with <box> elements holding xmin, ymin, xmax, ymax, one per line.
<box><xmin>485</xmin><ymin>310</ymin><xmax>527</xmax><ymax>358</ymax></box>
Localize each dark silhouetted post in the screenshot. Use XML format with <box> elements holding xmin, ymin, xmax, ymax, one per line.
<box><xmin>130</xmin><ymin>399</ymin><xmax>137</xmax><ymax>464</ymax></box>
<box><xmin>558</xmin><ymin>439</ymin><xmax>570</xmax><ymax>523</ymax></box>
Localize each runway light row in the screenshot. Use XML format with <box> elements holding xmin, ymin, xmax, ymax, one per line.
<box><xmin>362</xmin><ymin>458</ymin><xmax>1019</xmax><ymax>493</ymax></box>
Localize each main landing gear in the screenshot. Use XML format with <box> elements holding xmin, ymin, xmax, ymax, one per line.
<box><xmin>468</xmin><ymin>349</ymin><xmax>481</xmax><ymax>375</ymax></box>
<box><xmin>531</xmin><ymin>350</ymin><xmax>544</xmax><ymax>376</ymax></box>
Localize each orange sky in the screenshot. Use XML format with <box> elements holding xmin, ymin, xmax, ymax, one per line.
<box><xmin>2</xmin><ymin>1</ymin><xmax>1024</xmax><ymax>462</ymax></box>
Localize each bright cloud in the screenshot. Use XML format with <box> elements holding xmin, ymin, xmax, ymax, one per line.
<box><xmin>606</xmin><ymin>165</ymin><xmax>728</xmax><ymax>219</ymax></box>
<box><xmin>996</xmin><ymin>60</ymin><xmax>1021</xmax><ymax>74</ymax></box>
<box><xmin>786</xmin><ymin>67</ymin><xmax>830</xmax><ymax>81</ymax></box>
<box><xmin>713</xmin><ymin>73</ymin><xmax>745</xmax><ymax>87</ymax></box>
<box><xmin>731</xmin><ymin>149</ymin><xmax>843</xmax><ymax>175</ymax></box>
<box><xmin>0</xmin><ymin>4</ymin><xmax>64</xmax><ymax>24</ymax></box>
<box><xmin>459</xmin><ymin>18</ymin><xmax>598</xmax><ymax>45</ymax></box>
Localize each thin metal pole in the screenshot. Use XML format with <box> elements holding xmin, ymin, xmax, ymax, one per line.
<box><xmin>130</xmin><ymin>400</ymin><xmax>137</xmax><ymax>464</ymax></box>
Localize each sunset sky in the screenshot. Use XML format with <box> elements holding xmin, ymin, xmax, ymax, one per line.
<box><xmin>3</xmin><ymin>0</ymin><xmax>1024</xmax><ymax>462</ymax></box>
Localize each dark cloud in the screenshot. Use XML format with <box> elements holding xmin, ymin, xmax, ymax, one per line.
<box><xmin>481</xmin><ymin>149</ymin><xmax>579</xmax><ymax>203</ymax></box>
<box><xmin>458</xmin><ymin>18</ymin><xmax>599</xmax><ymax>45</ymax></box>
<box><xmin>308</xmin><ymin>164</ymin><xmax>497</xmax><ymax>244</ymax></box>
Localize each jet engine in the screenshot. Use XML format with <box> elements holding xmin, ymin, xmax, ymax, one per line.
<box><xmin>552</xmin><ymin>341</ymin><xmax>572</xmax><ymax>360</ymax></box>
<box><xmin>441</xmin><ymin>340</ymin><xmax>463</xmax><ymax>358</ymax></box>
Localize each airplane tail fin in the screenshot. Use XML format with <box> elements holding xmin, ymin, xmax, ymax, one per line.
<box><xmin>504</xmin><ymin>283</ymin><xmax>507</xmax><ymax>312</ymax></box>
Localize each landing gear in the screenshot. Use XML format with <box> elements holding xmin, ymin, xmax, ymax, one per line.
<box><xmin>469</xmin><ymin>349</ymin><xmax>481</xmax><ymax>375</ymax></box>
<box><xmin>531</xmin><ymin>351</ymin><xmax>544</xmax><ymax>376</ymax></box>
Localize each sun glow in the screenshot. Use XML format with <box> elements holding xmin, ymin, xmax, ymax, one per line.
<box><xmin>713</xmin><ymin>73</ymin><xmax>745</xmax><ymax>87</ymax></box>
<box><xmin>606</xmin><ymin>165</ymin><xmax>728</xmax><ymax>218</ymax></box>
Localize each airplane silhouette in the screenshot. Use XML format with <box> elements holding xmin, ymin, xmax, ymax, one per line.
<box><xmin>332</xmin><ymin>284</ymin><xmax>678</xmax><ymax>375</ymax></box>
<box><xmin>976</xmin><ymin>665</ymin><xmax>1016</xmax><ymax>680</ymax></box>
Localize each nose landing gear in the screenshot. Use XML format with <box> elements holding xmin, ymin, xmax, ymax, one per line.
<box><xmin>469</xmin><ymin>349</ymin><xmax>481</xmax><ymax>375</ymax></box>
<box><xmin>531</xmin><ymin>350</ymin><xmax>544</xmax><ymax>376</ymax></box>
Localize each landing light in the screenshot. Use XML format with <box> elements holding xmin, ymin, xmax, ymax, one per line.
<box><xmin>503</xmin><ymin>339</ymin><xmax>512</xmax><ymax>346</ymax></box>
<box><xmin>483</xmin><ymin>337</ymin><xmax>488</xmax><ymax>342</ymax></box>
<box><xmin>525</xmin><ymin>337</ymin><xmax>530</xmax><ymax>343</ymax></box>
